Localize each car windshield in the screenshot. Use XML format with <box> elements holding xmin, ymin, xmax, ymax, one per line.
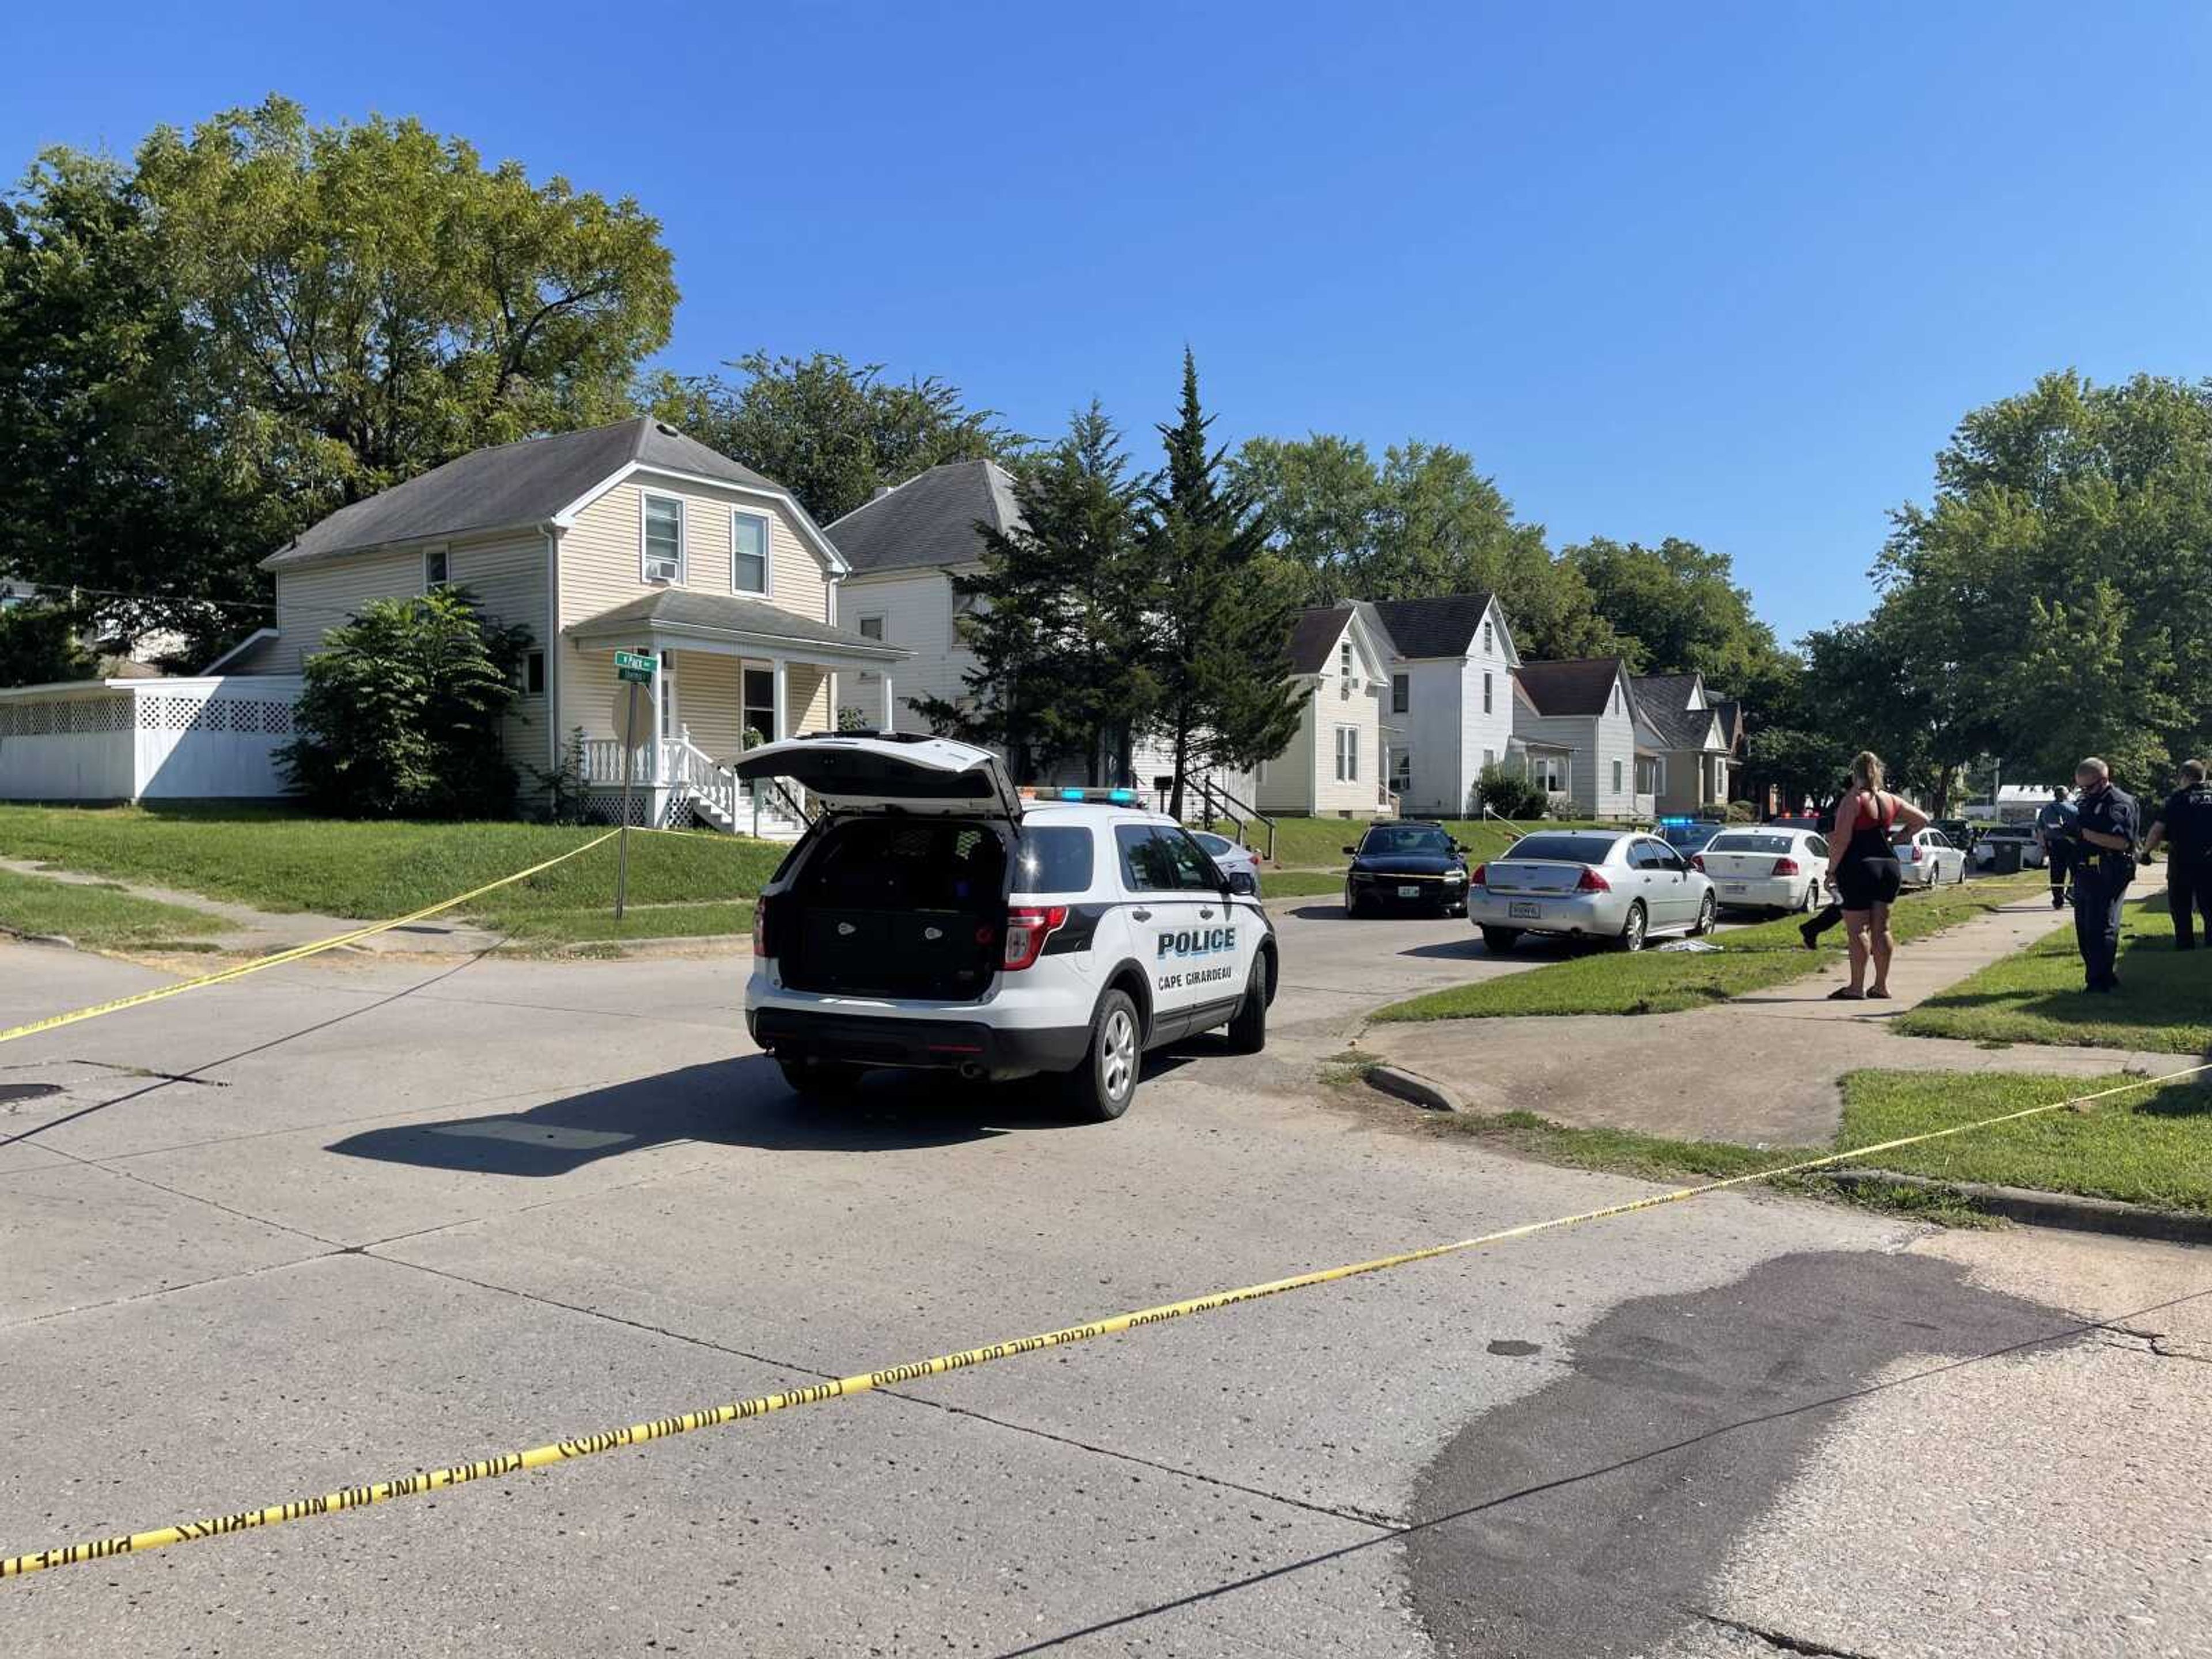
<box><xmin>1707</xmin><ymin>833</ymin><xmax>1794</xmax><ymax>854</ymax></box>
<box><xmin>1360</xmin><ymin>826</ymin><xmax>1450</xmax><ymax>855</ymax></box>
<box><xmin>1659</xmin><ymin>823</ymin><xmax>1714</xmax><ymax>847</ymax></box>
<box><xmin>1504</xmin><ymin>833</ymin><xmax>1619</xmax><ymax>863</ymax></box>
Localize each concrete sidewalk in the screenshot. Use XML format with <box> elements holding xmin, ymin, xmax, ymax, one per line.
<box><xmin>1361</xmin><ymin>893</ymin><xmax>2189</xmax><ymax>1146</ymax></box>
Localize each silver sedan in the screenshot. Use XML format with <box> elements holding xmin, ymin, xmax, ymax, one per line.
<box><xmin>1468</xmin><ymin>828</ymin><xmax>1717</xmax><ymax>952</ymax></box>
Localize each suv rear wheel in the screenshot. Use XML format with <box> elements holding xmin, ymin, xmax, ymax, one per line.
<box><xmin>1061</xmin><ymin>988</ymin><xmax>1141</xmax><ymax>1122</ymax></box>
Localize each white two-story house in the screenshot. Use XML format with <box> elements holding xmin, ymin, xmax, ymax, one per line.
<box><xmin>1362</xmin><ymin>593</ymin><xmax>1521</xmax><ymax>818</ymax></box>
<box><xmin>253</xmin><ymin>416</ymin><xmax>909</xmax><ymax>831</ymax></box>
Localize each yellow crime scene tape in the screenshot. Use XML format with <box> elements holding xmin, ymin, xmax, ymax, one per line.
<box><xmin>5</xmin><ymin>1061</ymin><xmax>2203</xmax><ymax>1581</ymax></box>
<box><xmin>0</xmin><ymin>830</ymin><xmax>620</xmax><ymax>1049</ymax></box>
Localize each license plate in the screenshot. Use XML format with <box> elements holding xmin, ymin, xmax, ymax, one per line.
<box><xmin>1722</xmin><ymin>883</ymin><xmax>1745</xmax><ymax>893</ymax></box>
<box><xmin>1509</xmin><ymin>901</ymin><xmax>1541</xmax><ymax>919</ymax></box>
<box><xmin>1397</xmin><ymin>885</ymin><xmax>1421</xmax><ymax>899</ymax></box>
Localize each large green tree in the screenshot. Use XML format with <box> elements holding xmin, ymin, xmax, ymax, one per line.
<box><xmin>0</xmin><ymin>97</ymin><xmax>677</xmax><ymax>661</ymax></box>
<box><xmin>654</xmin><ymin>351</ymin><xmax>1022</xmax><ymax>526</ymax></box>
<box><xmin>1879</xmin><ymin>370</ymin><xmax>2212</xmax><ymax>789</ymax></box>
<box><xmin>911</xmin><ymin>403</ymin><xmax>1154</xmax><ymax>782</ymax></box>
<box><xmin>1146</xmin><ymin>354</ymin><xmax>1305</xmax><ymax>819</ymax></box>
<box><xmin>1562</xmin><ymin>535</ymin><xmax>1798</xmax><ymax>706</ymax></box>
<box><xmin>1230</xmin><ymin>433</ymin><xmax>1616</xmax><ymax>658</ymax></box>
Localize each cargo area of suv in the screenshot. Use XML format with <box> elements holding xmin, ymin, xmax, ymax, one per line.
<box><xmin>768</xmin><ymin>817</ymin><xmax>1009</xmax><ymax>1001</ymax></box>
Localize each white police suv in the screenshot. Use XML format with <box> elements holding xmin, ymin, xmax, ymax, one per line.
<box><xmin>735</xmin><ymin>734</ymin><xmax>1278</xmax><ymax>1121</ymax></box>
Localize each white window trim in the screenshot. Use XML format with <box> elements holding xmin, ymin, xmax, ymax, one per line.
<box><xmin>640</xmin><ymin>492</ymin><xmax>685</xmax><ymax>585</ymax></box>
<box><xmin>1482</xmin><ymin>670</ymin><xmax>1493</xmax><ymax>715</ymax></box>
<box><xmin>423</xmin><ymin>546</ymin><xmax>450</xmax><ymax>592</ymax></box>
<box><xmin>1391</xmin><ymin>673</ymin><xmax>1408</xmax><ymax>714</ymax></box>
<box><xmin>1335</xmin><ymin>724</ymin><xmax>1359</xmax><ymax>783</ymax></box>
<box><xmin>855</xmin><ymin>613</ymin><xmax>887</xmax><ymax>680</ymax></box>
<box><xmin>1612</xmin><ymin>757</ymin><xmax>1624</xmax><ymax>794</ymax></box>
<box><xmin>730</xmin><ymin>508</ymin><xmax>771</xmax><ymax>596</ymax></box>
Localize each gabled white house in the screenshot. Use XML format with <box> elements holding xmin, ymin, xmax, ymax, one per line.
<box><xmin>1362</xmin><ymin>593</ymin><xmax>1520</xmax><ymax>817</ymax></box>
<box><xmin>1253</xmin><ymin>604</ymin><xmax>1393</xmax><ymax>819</ymax></box>
<box><xmin>1510</xmin><ymin>656</ymin><xmax>1654</xmax><ymax>820</ymax></box>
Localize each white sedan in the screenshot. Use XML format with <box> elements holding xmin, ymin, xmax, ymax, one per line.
<box><xmin>1191</xmin><ymin>830</ymin><xmax>1263</xmax><ymax>896</ymax></box>
<box><xmin>1692</xmin><ymin>827</ymin><xmax>1830</xmax><ymax>915</ymax></box>
<box><xmin>1896</xmin><ymin>826</ymin><xmax>1969</xmax><ymax>887</ymax></box>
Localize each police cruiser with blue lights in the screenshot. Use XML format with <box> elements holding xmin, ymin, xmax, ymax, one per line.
<box><xmin>735</xmin><ymin>733</ymin><xmax>1277</xmax><ymax>1120</ymax></box>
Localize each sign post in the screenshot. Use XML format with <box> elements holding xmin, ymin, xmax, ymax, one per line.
<box><xmin>612</xmin><ymin>652</ymin><xmax>657</xmax><ymax>921</ymax></box>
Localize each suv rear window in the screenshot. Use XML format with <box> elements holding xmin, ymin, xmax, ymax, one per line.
<box><xmin>1014</xmin><ymin>825</ymin><xmax>1094</xmax><ymax>895</ymax></box>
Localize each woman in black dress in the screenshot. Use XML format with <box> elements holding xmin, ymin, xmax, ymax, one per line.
<box><xmin>1823</xmin><ymin>751</ymin><xmax>1926</xmax><ymax>999</ymax></box>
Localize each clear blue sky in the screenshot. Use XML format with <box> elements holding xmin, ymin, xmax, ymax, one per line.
<box><xmin>5</xmin><ymin>2</ymin><xmax>2209</xmax><ymax>644</ymax></box>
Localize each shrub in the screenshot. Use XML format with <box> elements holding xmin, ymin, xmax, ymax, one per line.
<box><xmin>1726</xmin><ymin>799</ymin><xmax>1758</xmax><ymax>822</ymax></box>
<box><xmin>281</xmin><ymin>588</ymin><xmax>532</xmax><ymax>818</ymax></box>
<box><xmin>1474</xmin><ymin>762</ymin><xmax>1550</xmax><ymax>821</ymax></box>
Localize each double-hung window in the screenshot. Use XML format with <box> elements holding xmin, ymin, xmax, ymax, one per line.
<box><xmin>1483</xmin><ymin>671</ymin><xmax>1493</xmax><ymax>714</ymax></box>
<box><xmin>642</xmin><ymin>494</ymin><xmax>683</xmax><ymax>584</ymax></box>
<box><xmin>731</xmin><ymin>510</ymin><xmax>770</xmax><ymax>594</ymax></box>
<box><xmin>1390</xmin><ymin>673</ymin><xmax>1409</xmax><ymax>714</ymax></box>
<box><xmin>1335</xmin><ymin>725</ymin><xmax>1359</xmax><ymax>782</ymax></box>
<box><xmin>424</xmin><ymin>548</ymin><xmax>449</xmax><ymax>591</ymax></box>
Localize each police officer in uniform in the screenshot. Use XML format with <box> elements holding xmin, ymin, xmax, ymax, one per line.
<box><xmin>2066</xmin><ymin>757</ymin><xmax>2139</xmax><ymax>993</ymax></box>
<box><xmin>2143</xmin><ymin>759</ymin><xmax>2212</xmax><ymax>949</ymax></box>
<box><xmin>2033</xmin><ymin>785</ymin><xmax>2076</xmax><ymax>910</ymax></box>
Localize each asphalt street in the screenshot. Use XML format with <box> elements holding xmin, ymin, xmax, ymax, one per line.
<box><xmin>1</xmin><ymin>901</ymin><xmax>2205</xmax><ymax>1657</ymax></box>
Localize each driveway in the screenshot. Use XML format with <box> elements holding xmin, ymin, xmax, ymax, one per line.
<box><xmin>1</xmin><ymin>935</ymin><xmax>2205</xmax><ymax>1657</ymax></box>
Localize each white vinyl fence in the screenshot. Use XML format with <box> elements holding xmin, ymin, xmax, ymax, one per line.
<box><xmin>0</xmin><ymin>676</ymin><xmax>304</xmax><ymax>802</ymax></box>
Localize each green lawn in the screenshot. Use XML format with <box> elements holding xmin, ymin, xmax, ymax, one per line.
<box><xmin>0</xmin><ymin>867</ymin><xmax>227</xmax><ymax>949</ymax></box>
<box><xmin>1372</xmin><ymin>874</ymin><xmax>2039</xmax><ymax>1021</ymax></box>
<box><xmin>1837</xmin><ymin>1069</ymin><xmax>2212</xmax><ymax>1213</ymax></box>
<box><xmin>1895</xmin><ymin>896</ymin><xmax>2210</xmax><ymax>1054</ymax></box>
<box><xmin>486</xmin><ymin>899</ymin><xmax>756</xmax><ymax>945</ymax></box>
<box><xmin>0</xmin><ymin>804</ymin><xmax>785</xmax><ymax>922</ymax></box>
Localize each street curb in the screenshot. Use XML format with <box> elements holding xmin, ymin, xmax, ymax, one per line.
<box><xmin>1366</xmin><ymin>1064</ymin><xmax>1468</xmax><ymax>1114</ymax></box>
<box><xmin>1</xmin><ymin>926</ymin><xmax>77</xmax><ymax>949</ymax></box>
<box><xmin>1826</xmin><ymin>1167</ymin><xmax>2212</xmax><ymax>1244</ymax></box>
<box><xmin>510</xmin><ymin>934</ymin><xmax>755</xmax><ymax>957</ymax></box>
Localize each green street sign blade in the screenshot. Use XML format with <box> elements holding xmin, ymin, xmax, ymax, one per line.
<box><xmin>614</xmin><ymin>649</ymin><xmax>656</xmax><ymax>684</ymax></box>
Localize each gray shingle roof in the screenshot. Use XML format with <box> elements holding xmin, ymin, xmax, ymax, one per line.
<box><xmin>262</xmin><ymin>418</ymin><xmax>786</xmax><ymax>570</ymax></box>
<box><xmin>1710</xmin><ymin>698</ymin><xmax>1744</xmax><ymax>748</ymax></box>
<box><xmin>1366</xmin><ymin>593</ymin><xmax>1495</xmax><ymax>660</ymax></box>
<box><xmin>1286</xmin><ymin>605</ymin><xmax>1355</xmax><ymax>674</ymax></box>
<box><xmin>1631</xmin><ymin>675</ymin><xmax>1724</xmax><ymax>751</ymax></box>
<box><xmin>565</xmin><ymin>589</ymin><xmax>906</xmax><ymax>656</ymax></box>
<box><xmin>824</xmin><ymin>460</ymin><xmax>1024</xmax><ymax>575</ymax></box>
<box><xmin>1515</xmin><ymin>657</ymin><xmax>1628</xmax><ymax>717</ymax></box>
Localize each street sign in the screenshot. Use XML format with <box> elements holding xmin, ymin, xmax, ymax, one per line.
<box><xmin>615</xmin><ymin>649</ymin><xmax>656</xmax><ymax>685</ymax></box>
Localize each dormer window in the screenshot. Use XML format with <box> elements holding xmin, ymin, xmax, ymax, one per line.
<box><xmin>642</xmin><ymin>494</ymin><xmax>683</xmax><ymax>584</ymax></box>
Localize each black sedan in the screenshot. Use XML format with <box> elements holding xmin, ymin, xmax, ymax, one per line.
<box><xmin>1343</xmin><ymin>821</ymin><xmax>1472</xmax><ymax>917</ymax></box>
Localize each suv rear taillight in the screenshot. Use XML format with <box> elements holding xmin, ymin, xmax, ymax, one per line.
<box><xmin>1771</xmin><ymin>857</ymin><xmax>1800</xmax><ymax>876</ymax></box>
<box><xmin>1002</xmin><ymin>905</ymin><xmax>1068</xmax><ymax>971</ymax></box>
<box><xmin>751</xmin><ymin>897</ymin><xmax>772</xmax><ymax>960</ymax></box>
<box><xmin>1576</xmin><ymin>867</ymin><xmax>1611</xmax><ymax>893</ymax></box>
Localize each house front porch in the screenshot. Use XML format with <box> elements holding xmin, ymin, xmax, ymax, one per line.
<box><xmin>564</xmin><ymin>591</ymin><xmax>908</xmax><ymax>837</ymax></box>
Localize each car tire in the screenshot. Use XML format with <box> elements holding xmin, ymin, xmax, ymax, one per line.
<box><xmin>1480</xmin><ymin>926</ymin><xmax>1520</xmax><ymax>953</ymax></box>
<box><xmin>1801</xmin><ymin>882</ymin><xmax>1820</xmax><ymax>914</ymax></box>
<box><xmin>1061</xmin><ymin>988</ymin><xmax>1141</xmax><ymax>1123</ymax></box>
<box><xmin>1616</xmin><ymin>901</ymin><xmax>1647</xmax><ymax>952</ymax></box>
<box><xmin>1225</xmin><ymin>960</ymin><xmax>1268</xmax><ymax>1054</ymax></box>
<box><xmin>777</xmin><ymin>1058</ymin><xmax>863</xmax><ymax>1099</ymax></box>
<box><xmin>1691</xmin><ymin>892</ymin><xmax>1717</xmax><ymax>935</ymax></box>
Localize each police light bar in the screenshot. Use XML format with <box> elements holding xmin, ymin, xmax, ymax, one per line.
<box><xmin>1660</xmin><ymin>816</ymin><xmax>1694</xmax><ymax>827</ymax></box>
<box><xmin>1018</xmin><ymin>785</ymin><xmax>1140</xmax><ymax>804</ymax></box>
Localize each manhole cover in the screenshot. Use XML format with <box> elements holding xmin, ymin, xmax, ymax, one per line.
<box><xmin>0</xmin><ymin>1083</ymin><xmax>63</xmax><ymax>1104</ymax></box>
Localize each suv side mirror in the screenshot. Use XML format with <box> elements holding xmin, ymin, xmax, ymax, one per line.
<box><xmin>1342</xmin><ymin>845</ymin><xmax>1359</xmax><ymax>857</ymax></box>
<box><xmin>1226</xmin><ymin>870</ymin><xmax>1257</xmax><ymax>896</ymax></box>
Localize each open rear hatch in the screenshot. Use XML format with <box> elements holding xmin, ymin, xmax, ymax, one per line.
<box><xmin>740</xmin><ymin>735</ymin><xmax>1017</xmax><ymax>999</ymax></box>
<box><xmin>734</xmin><ymin>733</ymin><xmax>1022</xmax><ymax>820</ymax></box>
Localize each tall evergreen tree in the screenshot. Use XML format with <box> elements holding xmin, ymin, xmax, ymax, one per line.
<box><xmin>910</xmin><ymin>403</ymin><xmax>1152</xmax><ymax>781</ymax></box>
<box><xmin>1145</xmin><ymin>352</ymin><xmax>1305</xmax><ymax>819</ymax></box>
